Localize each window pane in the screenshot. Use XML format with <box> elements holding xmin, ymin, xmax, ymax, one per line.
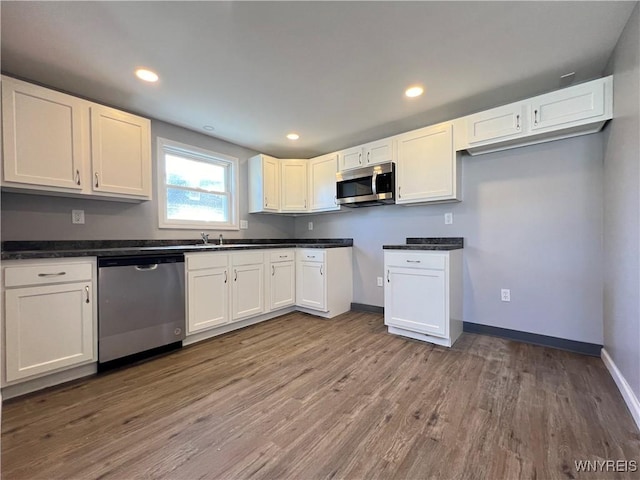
<box><xmin>165</xmin><ymin>154</ymin><xmax>226</xmax><ymax>192</ymax></box>
<box><xmin>166</xmin><ymin>188</ymin><xmax>228</xmax><ymax>222</ymax></box>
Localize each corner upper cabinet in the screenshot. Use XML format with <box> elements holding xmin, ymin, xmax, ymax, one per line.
<box><xmin>2</xmin><ymin>76</ymin><xmax>85</xmax><ymax>191</ymax></box>
<box><xmin>308</xmin><ymin>153</ymin><xmax>340</xmax><ymax>212</ymax></box>
<box><xmin>395</xmin><ymin>122</ymin><xmax>461</xmax><ymax>204</ymax></box>
<box><xmin>1</xmin><ymin>76</ymin><xmax>152</xmax><ymax>201</ymax></box>
<box><xmin>248</xmin><ymin>154</ymin><xmax>281</xmax><ymax>213</ymax></box>
<box><xmin>280</xmin><ymin>159</ymin><xmax>308</xmax><ymax>212</ymax></box>
<box><xmin>90</xmin><ymin>105</ymin><xmax>151</xmax><ymax>198</ymax></box>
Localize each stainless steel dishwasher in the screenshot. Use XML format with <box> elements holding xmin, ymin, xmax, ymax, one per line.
<box><xmin>98</xmin><ymin>254</ymin><xmax>185</xmax><ymax>367</ymax></box>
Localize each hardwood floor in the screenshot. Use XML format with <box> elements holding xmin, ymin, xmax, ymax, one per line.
<box><xmin>2</xmin><ymin>311</ymin><xmax>639</xmax><ymax>479</ymax></box>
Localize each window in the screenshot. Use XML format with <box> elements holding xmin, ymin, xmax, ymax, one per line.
<box><xmin>157</xmin><ymin>137</ymin><xmax>239</xmax><ymax>230</ymax></box>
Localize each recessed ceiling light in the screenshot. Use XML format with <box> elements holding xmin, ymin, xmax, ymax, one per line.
<box><xmin>203</xmin><ymin>125</ymin><xmax>215</xmax><ymax>131</ymax></box>
<box><xmin>405</xmin><ymin>85</ymin><xmax>424</xmax><ymax>98</ymax></box>
<box><xmin>286</xmin><ymin>133</ymin><xmax>300</xmax><ymax>140</ymax></box>
<box><xmin>135</xmin><ymin>68</ymin><xmax>159</xmax><ymax>83</ymax></box>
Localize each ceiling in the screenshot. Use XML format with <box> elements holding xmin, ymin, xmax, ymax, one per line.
<box><xmin>1</xmin><ymin>1</ymin><xmax>636</xmax><ymax>158</ymax></box>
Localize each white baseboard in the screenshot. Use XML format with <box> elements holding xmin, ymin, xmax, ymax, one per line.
<box><xmin>601</xmin><ymin>348</ymin><xmax>640</xmax><ymax>431</ymax></box>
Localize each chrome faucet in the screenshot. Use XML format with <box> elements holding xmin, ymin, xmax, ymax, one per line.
<box><xmin>200</xmin><ymin>232</ymin><xmax>209</xmax><ymax>244</ymax></box>
<box><xmin>219</xmin><ymin>233</ymin><xmax>224</xmax><ymax>245</ymax></box>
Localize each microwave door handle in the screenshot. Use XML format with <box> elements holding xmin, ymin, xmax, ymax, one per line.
<box><xmin>371</xmin><ymin>171</ymin><xmax>378</xmax><ymax>195</ymax></box>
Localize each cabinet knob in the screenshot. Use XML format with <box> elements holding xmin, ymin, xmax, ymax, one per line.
<box><xmin>95</xmin><ymin>172</ymin><xmax>100</xmax><ymax>188</ymax></box>
<box><xmin>75</xmin><ymin>170</ymin><xmax>81</xmax><ymax>186</ymax></box>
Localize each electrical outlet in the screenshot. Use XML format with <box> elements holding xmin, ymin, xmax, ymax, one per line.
<box><xmin>377</xmin><ymin>277</ymin><xmax>383</xmax><ymax>287</ymax></box>
<box><xmin>240</xmin><ymin>220</ymin><xmax>248</xmax><ymax>229</ymax></box>
<box><xmin>308</xmin><ymin>221</ymin><xmax>313</xmax><ymax>231</ymax></box>
<box><xmin>72</xmin><ymin>210</ymin><xmax>85</xmax><ymax>224</ymax></box>
<box><xmin>444</xmin><ymin>212</ymin><xmax>453</xmax><ymax>225</ymax></box>
<box><xmin>501</xmin><ymin>289</ymin><xmax>511</xmax><ymax>302</ymax></box>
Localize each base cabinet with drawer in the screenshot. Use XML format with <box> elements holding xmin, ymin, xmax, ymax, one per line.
<box><xmin>2</xmin><ymin>258</ymin><xmax>97</xmax><ymax>384</ymax></box>
<box><xmin>384</xmin><ymin>250</ymin><xmax>462</xmax><ymax>347</ymax></box>
<box><xmin>296</xmin><ymin>248</ymin><xmax>353</xmax><ymax>318</ymax></box>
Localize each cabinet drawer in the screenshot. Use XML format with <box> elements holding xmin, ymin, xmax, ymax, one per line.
<box><xmin>270</xmin><ymin>250</ymin><xmax>295</xmax><ymax>262</ymax></box>
<box><xmin>385</xmin><ymin>251</ymin><xmax>446</xmax><ymax>270</ymax></box>
<box><xmin>231</xmin><ymin>251</ymin><xmax>264</xmax><ymax>266</ymax></box>
<box><xmin>297</xmin><ymin>249</ymin><xmax>325</xmax><ymax>263</ymax></box>
<box><xmin>5</xmin><ymin>262</ymin><xmax>93</xmax><ymax>287</ymax></box>
<box><xmin>186</xmin><ymin>252</ymin><xmax>228</xmax><ymax>271</ymax></box>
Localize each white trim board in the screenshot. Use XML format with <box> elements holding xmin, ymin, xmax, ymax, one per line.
<box><xmin>601</xmin><ymin>348</ymin><xmax>640</xmax><ymax>431</ymax></box>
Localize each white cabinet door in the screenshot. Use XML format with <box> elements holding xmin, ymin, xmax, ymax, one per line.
<box><xmin>309</xmin><ymin>153</ymin><xmax>339</xmax><ymax>212</ymax></box>
<box><xmin>270</xmin><ymin>261</ymin><xmax>295</xmax><ymax>310</ymax></box>
<box><xmin>466</xmin><ymin>102</ymin><xmax>526</xmax><ymax>144</ymax></box>
<box><xmin>249</xmin><ymin>154</ymin><xmax>280</xmax><ymax>212</ymax></box>
<box><xmin>90</xmin><ymin>105</ymin><xmax>151</xmax><ymax>198</ymax></box>
<box><xmin>396</xmin><ymin>123</ymin><xmax>457</xmax><ymax>204</ymax></box>
<box><xmin>232</xmin><ymin>263</ymin><xmax>264</xmax><ymax>321</ymax></box>
<box><xmin>5</xmin><ymin>281</ymin><xmax>94</xmax><ymax>382</ymax></box>
<box><xmin>339</xmin><ymin>146</ymin><xmax>364</xmax><ymax>171</ymax></box>
<box><xmin>296</xmin><ymin>261</ymin><xmax>326</xmax><ymax>311</ymax></box>
<box><xmin>364</xmin><ymin>138</ymin><xmax>394</xmax><ymax>165</ymax></box>
<box><xmin>2</xmin><ymin>77</ymin><xmax>85</xmax><ymax>190</ymax></box>
<box><xmin>384</xmin><ymin>266</ymin><xmax>447</xmax><ymax>338</ymax></box>
<box><xmin>280</xmin><ymin>160</ymin><xmax>308</xmax><ymax>212</ymax></box>
<box><xmin>530</xmin><ymin>80</ymin><xmax>606</xmax><ymax>132</ymax></box>
<box><xmin>187</xmin><ymin>267</ymin><xmax>229</xmax><ymax>333</ymax></box>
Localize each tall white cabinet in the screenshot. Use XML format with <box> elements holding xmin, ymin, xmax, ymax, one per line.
<box><xmin>384</xmin><ymin>249</ymin><xmax>462</xmax><ymax>347</ymax></box>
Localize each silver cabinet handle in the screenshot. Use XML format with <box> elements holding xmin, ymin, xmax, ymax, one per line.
<box><xmin>265</xmin><ymin>196</ymin><xmax>268</xmax><ymax>206</ymax></box>
<box><xmin>38</xmin><ymin>272</ymin><xmax>66</xmax><ymax>277</ymax></box>
<box><xmin>406</xmin><ymin>260</ymin><xmax>421</xmax><ymax>263</ymax></box>
<box><xmin>234</xmin><ymin>269</ymin><xmax>237</xmax><ymax>282</ymax></box>
<box><xmin>75</xmin><ymin>170</ymin><xmax>81</xmax><ymax>186</ymax></box>
<box><xmin>516</xmin><ymin>114</ymin><xmax>520</xmax><ymax>130</ymax></box>
<box><xmin>387</xmin><ymin>270</ymin><xmax>390</xmax><ymax>283</ymax></box>
<box><xmin>398</xmin><ymin>185</ymin><xmax>402</xmax><ymax>199</ymax></box>
<box><xmin>224</xmin><ymin>270</ymin><xmax>228</xmax><ymax>283</ymax></box>
<box><xmin>320</xmin><ymin>265</ymin><xmax>323</xmax><ymax>276</ymax></box>
<box><xmin>534</xmin><ymin>109</ymin><xmax>539</xmax><ymax>126</ymax></box>
<box><xmin>85</xmin><ymin>285</ymin><xmax>90</xmax><ymax>303</ymax></box>
<box><xmin>358</xmin><ymin>153</ymin><xmax>362</xmax><ymax>164</ymax></box>
<box><xmin>272</xmin><ymin>265</ymin><xmax>275</xmax><ymax>276</ymax></box>
<box><xmin>304</xmin><ymin>199</ymin><xmax>307</xmax><ymax>209</ymax></box>
<box><xmin>95</xmin><ymin>172</ymin><xmax>100</xmax><ymax>188</ymax></box>
<box><xmin>367</xmin><ymin>151</ymin><xmax>371</xmax><ymax>163</ymax></box>
<box><xmin>279</xmin><ymin>255</ymin><xmax>288</xmax><ymax>258</ymax></box>
<box><xmin>307</xmin><ymin>255</ymin><xmax>316</xmax><ymax>259</ymax></box>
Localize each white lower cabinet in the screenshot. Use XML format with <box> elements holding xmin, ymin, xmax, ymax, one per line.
<box><xmin>185</xmin><ymin>252</ymin><xmax>230</xmax><ymax>334</ymax></box>
<box><xmin>231</xmin><ymin>251</ymin><xmax>264</xmax><ymax>321</ymax></box>
<box><xmin>2</xmin><ymin>258</ymin><xmax>97</xmax><ymax>384</ymax></box>
<box><xmin>384</xmin><ymin>250</ymin><xmax>462</xmax><ymax>347</ymax></box>
<box><xmin>268</xmin><ymin>250</ymin><xmax>295</xmax><ymax>310</ymax></box>
<box><xmin>296</xmin><ymin>248</ymin><xmax>353</xmax><ymax>318</ymax></box>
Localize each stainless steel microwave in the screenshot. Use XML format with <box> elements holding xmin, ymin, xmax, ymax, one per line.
<box><xmin>336</xmin><ymin>162</ymin><xmax>395</xmax><ymax>207</ymax></box>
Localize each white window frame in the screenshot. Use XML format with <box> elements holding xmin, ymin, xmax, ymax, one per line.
<box><xmin>157</xmin><ymin>137</ymin><xmax>239</xmax><ymax>230</ymax></box>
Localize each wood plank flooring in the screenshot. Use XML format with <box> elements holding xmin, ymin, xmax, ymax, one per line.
<box><xmin>2</xmin><ymin>311</ymin><xmax>639</xmax><ymax>479</ymax></box>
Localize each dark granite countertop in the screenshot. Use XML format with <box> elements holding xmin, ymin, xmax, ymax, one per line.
<box><xmin>1</xmin><ymin>238</ymin><xmax>353</xmax><ymax>260</ymax></box>
<box><xmin>383</xmin><ymin>237</ymin><xmax>464</xmax><ymax>251</ymax></box>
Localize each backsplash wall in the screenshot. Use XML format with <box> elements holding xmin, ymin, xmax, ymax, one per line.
<box><xmin>0</xmin><ymin>119</ymin><xmax>295</xmax><ymax>241</ymax></box>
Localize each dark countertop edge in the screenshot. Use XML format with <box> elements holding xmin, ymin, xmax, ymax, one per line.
<box><xmin>405</xmin><ymin>237</ymin><xmax>464</xmax><ymax>247</ymax></box>
<box><xmin>383</xmin><ymin>245</ymin><xmax>463</xmax><ymax>251</ymax></box>
<box><xmin>1</xmin><ymin>240</ymin><xmax>354</xmax><ymax>260</ymax></box>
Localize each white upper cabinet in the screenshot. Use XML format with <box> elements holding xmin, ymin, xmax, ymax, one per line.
<box><xmin>1</xmin><ymin>76</ymin><xmax>152</xmax><ymax>200</ymax></box>
<box><xmin>308</xmin><ymin>153</ymin><xmax>339</xmax><ymax>212</ymax></box>
<box><xmin>2</xmin><ymin>76</ymin><xmax>85</xmax><ymax>191</ymax></box>
<box><xmin>338</xmin><ymin>137</ymin><xmax>394</xmax><ymax>171</ymax></box>
<box><xmin>90</xmin><ymin>105</ymin><xmax>151</xmax><ymax>198</ymax></box>
<box><xmin>248</xmin><ymin>154</ymin><xmax>281</xmax><ymax>213</ymax></box>
<box><xmin>280</xmin><ymin>159</ymin><xmax>308</xmax><ymax>212</ymax></box>
<box><xmin>463</xmin><ymin>76</ymin><xmax>612</xmax><ymax>155</ymax></box>
<box><xmin>396</xmin><ymin>122</ymin><xmax>461</xmax><ymax>204</ymax></box>
<box><xmin>467</xmin><ymin>102</ymin><xmax>527</xmax><ymax>144</ymax></box>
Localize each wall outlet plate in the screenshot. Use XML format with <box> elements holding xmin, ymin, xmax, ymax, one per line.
<box><xmin>72</xmin><ymin>210</ymin><xmax>85</xmax><ymax>224</ymax></box>
<box><xmin>308</xmin><ymin>221</ymin><xmax>313</xmax><ymax>231</ymax></box>
<box><xmin>501</xmin><ymin>289</ymin><xmax>511</xmax><ymax>302</ymax></box>
<box><xmin>240</xmin><ymin>220</ymin><xmax>248</xmax><ymax>229</ymax></box>
<box><xmin>377</xmin><ymin>277</ymin><xmax>383</xmax><ymax>287</ymax></box>
<box><xmin>444</xmin><ymin>212</ymin><xmax>453</xmax><ymax>225</ymax></box>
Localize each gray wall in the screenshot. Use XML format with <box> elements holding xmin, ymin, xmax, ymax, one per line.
<box><xmin>603</xmin><ymin>4</ymin><xmax>640</xmax><ymax>399</ymax></box>
<box><xmin>295</xmin><ymin>134</ymin><xmax>604</xmax><ymax>345</ymax></box>
<box><xmin>1</xmin><ymin>119</ymin><xmax>295</xmax><ymax>241</ymax></box>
